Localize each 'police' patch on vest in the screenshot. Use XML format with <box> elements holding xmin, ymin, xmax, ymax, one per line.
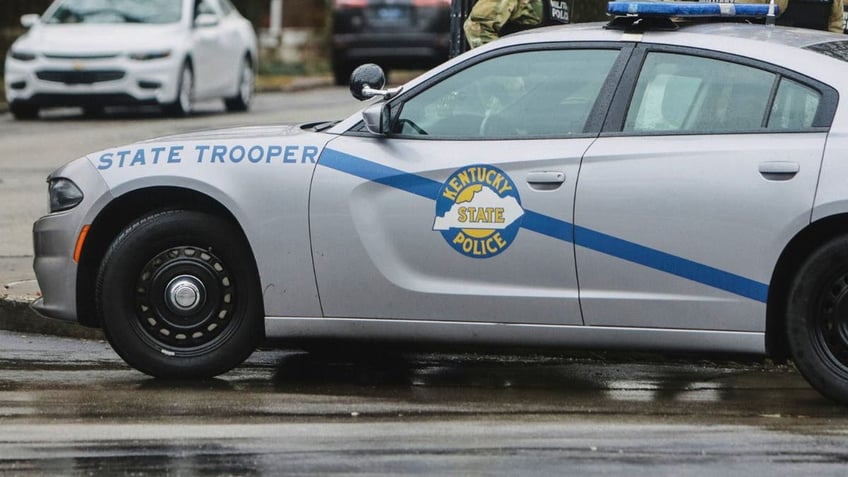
<box><xmin>549</xmin><ymin>0</ymin><xmax>570</xmax><ymax>23</ymax></box>
<box><xmin>434</xmin><ymin>165</ymin><xmax>524</xmax><ymax>258</ymax></box>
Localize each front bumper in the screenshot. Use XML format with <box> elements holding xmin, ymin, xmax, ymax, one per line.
<box><xmin>5</xmin><ymin>53</ymin><xmax>181</xmax><ymax>108</ymax></box>
<box><xmin>32</xmin><ymin>210</ymin><xmax>83</xmax><ymax>323</ymax></box>
<box><xmin>31</xmin><ymin>158</ymin><xmax>111</xmax><ymax>323</ymax></box>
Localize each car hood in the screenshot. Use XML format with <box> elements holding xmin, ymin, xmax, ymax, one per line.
<box><xmin>84</xmin><ymin>123</ymin><xmax>334</xmax><ymax>178</ymax></box>
<box><xmin>136</xmin><ymin>125</ymin><xmax>311</xmax><ymax>144</ymax></box>
<box><xmin>15</xmin><ymin>23</ymin><xmax>184</xmax><ymax>55</ymax></box>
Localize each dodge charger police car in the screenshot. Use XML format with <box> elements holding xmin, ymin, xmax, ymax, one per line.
<box><xmin>30</xmin><ymin>3</ymin><xmax>848</xmax><ymax>405</ymax></box>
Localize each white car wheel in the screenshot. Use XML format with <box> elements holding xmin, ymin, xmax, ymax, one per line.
<box><xmin>165</xmin><ymin>62</ymin><xmax>194</xmax><ymax>117</ymax></box>
<box><xmin>225</xmin><ymin>58</ymin><xmax>253</xmax><ymax>112</ymax></box>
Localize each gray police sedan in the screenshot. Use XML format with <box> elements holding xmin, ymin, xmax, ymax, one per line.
<box><xmin>30</xmin><ymin>14</ymin><xmax>848</xmax><ymax>405</ymax></box>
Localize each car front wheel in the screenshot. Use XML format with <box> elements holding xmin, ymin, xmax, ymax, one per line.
<box><xmin>10</xmin><ymin>102</ymin><xmax>39</xmax><ymax>120</ymax></box>
<box><xmin>96</xmin><ymin>209</ymin><xmax>263</xmax><ymax>378</ymax></box>
<box><xmin>164</xmin><ymin>62</ymin><xmax>194</xmax><ymax>117</ymax></box>
<box><xmin>225</xmin><ymin>57</ymin><xmax>253</xmax><ymax>112</ymax></box>
<box><xmin>786</xmin><ymin>235</ymin><xmax>848</xmax><ymax>404</ymax></box>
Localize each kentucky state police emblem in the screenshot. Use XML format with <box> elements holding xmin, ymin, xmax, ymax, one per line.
<box><xmin>433</xmin><ymin>164</ymin><xmax>524</xmax><ymax>258</ymax></box>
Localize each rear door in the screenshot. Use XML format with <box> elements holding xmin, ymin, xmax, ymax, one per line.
<box><xmin>575</xmin><ymin>45</ymin><xmax>836</xmax><ymax>332</ymax></box>
<box><xmin>311</xmin><ymin>45</ymin><xmax>630</xmax><ymax>324</ymax></box>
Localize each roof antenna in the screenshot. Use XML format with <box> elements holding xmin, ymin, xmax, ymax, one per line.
<box><xmin>766</xmin><ymin>0</ymin><xmax>776</xmax><ymax>26</ymax></box>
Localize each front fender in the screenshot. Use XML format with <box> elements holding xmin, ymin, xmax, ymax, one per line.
<box><xmin>88</xmin><ymin>128</ymin><xmax>332</xmax><ymax>318</ymax></box>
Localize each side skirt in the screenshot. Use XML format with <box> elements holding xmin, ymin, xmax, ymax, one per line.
<box><xmin>265</xmin><ymin>317</ymin><xmax>765</xmax><ymax>355</ymax></box>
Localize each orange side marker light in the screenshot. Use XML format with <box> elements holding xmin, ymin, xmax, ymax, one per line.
<box><xmin>73</xmin><ymin>224</ymin><xmax>91</xmax><ymax>263</ymax></box>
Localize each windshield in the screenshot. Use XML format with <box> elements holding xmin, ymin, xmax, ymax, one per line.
<box><xmin>44</xmin><ymin>0</ymin><xmax>183</xmax><ymax>24</ymax></box>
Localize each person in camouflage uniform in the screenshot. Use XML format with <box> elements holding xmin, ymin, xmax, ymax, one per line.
<box><xmin>463</xmin><ymin>0</ymin><xmax>544</xmax><ymax>49</ymax></box>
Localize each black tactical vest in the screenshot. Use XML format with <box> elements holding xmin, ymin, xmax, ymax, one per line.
<box><xmin>776</xmin><ymin>0</ymin><xmax>833</xmax><ymax>31</ymax></box>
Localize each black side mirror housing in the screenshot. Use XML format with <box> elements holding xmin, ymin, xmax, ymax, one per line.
<box><xmin>350</xmin><ymin>64</ymin><xmax>387</xmax><ymax>101</ymax></box>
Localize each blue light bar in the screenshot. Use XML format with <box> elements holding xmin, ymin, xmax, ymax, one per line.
<box><xmin>607</xmin><ymin>1</ymin><xmax>778</xmax><ymax>17</ymax></box>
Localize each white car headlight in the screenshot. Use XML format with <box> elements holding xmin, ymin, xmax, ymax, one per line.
<box><xmin>9</xmin><ymin>50</ymin><xmax>37</xmax><ymax>61</ymax></box>
<box><xmin>128</xmin><ymin>50</ymin><xmax>172</xmax><ymax>61</ymax></box>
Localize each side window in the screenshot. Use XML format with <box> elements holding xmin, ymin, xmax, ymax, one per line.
<box><xmin>219</xmin><ymin>0</ymin><xmax>234</xmax><ymax>16</ymax></box>
<box><xmin>195</xmin><ymin>0</ymin><xmax>218</xmax><ymax>17</ymax></box>
<box><xmin>768</xmin><ymin>78</ymin><xmax>821</xmax><ymax>130</ymax></box>
<box><xmin>624</xmin><ymin>52</ymin><xmax>776</xmax><ymax>133</ymax></box>
<box><xmin>393</xmin><ymin>49</ymin><xmax>620</xmax><ymax>139</ymax></box>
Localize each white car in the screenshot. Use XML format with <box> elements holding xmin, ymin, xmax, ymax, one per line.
<box><xmin>4</xmin><ymin>0</ymin><xmax>257</xmax><ymax>119</ymax></box>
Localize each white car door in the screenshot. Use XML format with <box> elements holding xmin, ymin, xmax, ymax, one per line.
<box><xmin>191</xmin><ymin>0</ymin><xmax>236</xmax><ymax>97</ymax></box>
<box><xmin>311</xmin><ymin>46</ymin><xmax>629</xmax><ymax>324</ymax></box>
<box><xmin>575</xmin><ymin>47</ymin><xmax>835</xmax><ymax>332</ymax></box>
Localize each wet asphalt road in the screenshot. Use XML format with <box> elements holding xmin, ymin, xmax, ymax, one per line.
<box><xmin>4</xmin><ymin>91</ymin><xmax>848</xmax><ymax>474</ymax></box>
<box><xmin>2</xmin><ymin>331</ymin><xmax>848</xmax><ymax>475</ymax></box>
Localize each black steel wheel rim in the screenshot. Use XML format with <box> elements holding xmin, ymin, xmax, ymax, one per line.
<box><xmin>133</xmin><ymin>246</ymin><xmax>237</xmax><ymax>354</ymax></box>
<box><xmin>814</xmin><ymin>271</ymin><xmax>848</xmax><ymax>372</ymax></box>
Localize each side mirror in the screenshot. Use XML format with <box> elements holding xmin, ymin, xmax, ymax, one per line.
<box><xmin>195</xmin><ymin>13</ymin><xmax>219</xmax><ymax>28</ymax></box>
<box><xmin>21</xmin><ymin>14</ymin><xmax>40</xmax><ymax>28</ymax></box>
<box><xmin>350</xmin><ymin>63</ymin><xmax>403</xmax><ymax>101</ymax></box>
<box><xmin>362</xmin><ymin>102</ymin><xmax>394</xmax><ymax>135</ymax></box>
<box><xmin>350</xmin><ymin>64</ymin><xmax>386</xmax><ymax>100</ymax></box>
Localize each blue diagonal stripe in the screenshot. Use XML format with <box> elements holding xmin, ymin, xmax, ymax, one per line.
<box><xmin>521</xmin><ymin>210</ymin><xmax>573</xmax><ymax>242</ymax></box>
<box><xmin>318</xmin><ymin>148</ymin><xmax>769</xmax><ymax>302</ymax></box>
<box><xmin>319</xmin><ymin>148</ymin><xmax>441</xmax><ymax>200</ymax></box>
<box><xmin>573</xmin><ymin>226</ymin><xmax>769</xmax><ymax>302</ymax></box>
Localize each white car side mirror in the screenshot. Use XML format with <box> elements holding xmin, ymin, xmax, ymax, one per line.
<box><xmin>21</xmin><ymin>14</ymin><xmax>40</xmax><ymax>28</ymax></box>
<box><xmin>195</xmin><ymin>13</ymin><xmax>219</xmax><ymax>28</ymax></box>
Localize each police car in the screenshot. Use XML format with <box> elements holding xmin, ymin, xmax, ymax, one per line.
<box><xmin>30</xmin><ymin>2</ymin><xmax>848</xmax><ymax>405</ymax></box>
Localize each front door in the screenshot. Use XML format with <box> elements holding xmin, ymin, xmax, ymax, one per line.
<box><xmin>311</xmin><ymin>46</ymin><xmax>627</xmax><ymax>324</ymax></box>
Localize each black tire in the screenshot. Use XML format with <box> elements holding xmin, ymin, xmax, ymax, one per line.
<box><xmin>164</xmin><ymin>62</ymin><xmax>193</xmax><ymax>117</ymax></box>
<box><xmin>786</xmin><ymin>235</ymin><xmax>848</xmax><ymax>404</ymax></box>
<box><xmin>10</xmin><ymin>102</ymin><xmax>39</xmax><ymax>120</ymax></box>
<box><xmin>224</xmin><ymin>56</ymin><xmax>253</xmax><ymax>112</ymax></box>
<box><xmin>82</xmin><ymin>106</ymin><xmax>105</xmax><ymax>118</ymax></box>
<box><xmin>96</xmin><ymin>209</ymin><xmax>263</xmax><ymax>378</ymax></box>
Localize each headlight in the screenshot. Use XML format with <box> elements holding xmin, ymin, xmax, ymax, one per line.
<box><xmin>128</xmin><ymin>50</ymin><xmax>172</xmax><ymax>61</ymax></box>
<box><xmin>48</xmin><ymin>178</ymin><xmax>84</xmax><ymax>213</ymax></box>
<box><xmin>9</xmin><ymin>50</ymin><xmax>37</xmax><ymax>61</ymax></box>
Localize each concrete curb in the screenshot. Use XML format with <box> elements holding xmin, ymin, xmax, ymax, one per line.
<box><xmin>0</xmin><ymin>295</ymin><xmax>103</xmax><ymax>340</ymax></box>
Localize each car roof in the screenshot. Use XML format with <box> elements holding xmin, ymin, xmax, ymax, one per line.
<box><xmin>466</xmin><ymin>21</ymin><xmax>848</xmax><ymax>91</ymax></box>
<box><xmin>503</xmin><ymin>20</ymin><xmax>841</xmax><ymax>50</ymax></box>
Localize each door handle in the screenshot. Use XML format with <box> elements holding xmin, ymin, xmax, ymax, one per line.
<box><xmin>527</xmin><ymin>171</ymin><xmax>565</xmax><ymax>184</ymax></box>
<box><xmin>527</xmin><ymin>171</ymin><xmax>565</xmax><ymax>191</ymax></box>
<box><xmin>759</xmin><ymin>161</ymin><xmax>799</xmax><ymax>181</ymax></box>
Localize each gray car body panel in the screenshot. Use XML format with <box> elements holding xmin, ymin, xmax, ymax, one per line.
<box><xmin>93</xmin><ymin>125</ymin><xmax>329</xmax><ymax>318</ymax></box>
<box><xmin>31</xmin><ymin>22</ymin><xmax>848</xmax><ymax>357</ymax></box>
<box><xmin>32</xmin><ymin>158</ymin><xmax>113</xmax><ymax>321</ymax></box>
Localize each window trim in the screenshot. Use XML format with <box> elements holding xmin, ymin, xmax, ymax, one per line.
<box><xmin>601</xmin><ymin>43</ymin><xmax>838</xmax><ymax>137</ymax></box>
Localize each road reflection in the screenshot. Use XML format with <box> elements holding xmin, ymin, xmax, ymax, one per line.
<box><xmin>263</xmin><ymin>348</ymin><xmax>839</xmax><ymax>419</ymax></box>
<box><xmin>3</xmin><ymin>332</ymin><xmax>848</xmax><ymax>474</ymax></box>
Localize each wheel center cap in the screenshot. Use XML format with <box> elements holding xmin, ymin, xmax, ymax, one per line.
<box><xmin>165</xmin><ymin>275</ymin><xmax>205</xmax><ymax>314</ymax></box>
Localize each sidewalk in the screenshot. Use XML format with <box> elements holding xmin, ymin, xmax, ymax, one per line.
<box><xmin>0</xmin><ymin>74</ymin><xmax>332</xmax><ymax>340</ymax></box>
<box><xmin>0</xmin><ymin>258</ymin><xmax>104</xmax><ymax>340</ymax></box>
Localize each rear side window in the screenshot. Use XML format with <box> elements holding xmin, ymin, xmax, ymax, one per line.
<box><xmin>768</xmin><ymin>78</ymin><xmax>821</xmax><ymax>129</ymax></box>
<box><xmin>624</xmin><ymin>52</ymin><xmax>823</xmax><ymax>134</ymax></box>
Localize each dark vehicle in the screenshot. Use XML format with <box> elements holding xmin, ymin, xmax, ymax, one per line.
<box><xmin>331</xmin><ymin>0</ymin><xmax>451</xmax><ymax>85</ymax></box>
